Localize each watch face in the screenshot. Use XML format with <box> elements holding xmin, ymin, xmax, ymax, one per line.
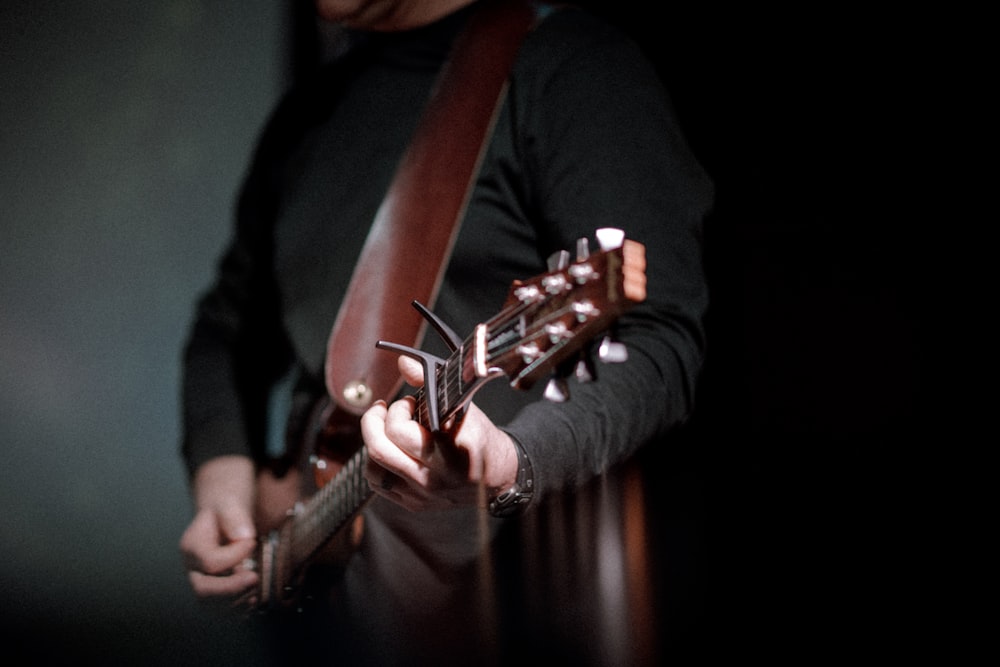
<box><xmin>489</xmin><ymin>441</ymin><xmax>533</xmax><ymax>518</ymax></box>
<box><xmin>488</xmin><ymin>484</ymin><xmax>532</xmax><ymax>518</ymax></box>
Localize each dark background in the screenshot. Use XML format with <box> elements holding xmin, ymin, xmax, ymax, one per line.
<box><xmin>2</xmin><ymin>1</ymin><xmax>942</xmax><ymax>664</ymax></box>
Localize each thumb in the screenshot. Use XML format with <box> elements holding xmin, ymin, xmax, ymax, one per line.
<box><xmin>217</xmin><ymin>503</ymin><xmax>256</xmax><ymax>542</ymax></box>
<box><xmin>398</xmin><ymin>354</ymin><xmax>426</xmax><ymax>388</ymax></box>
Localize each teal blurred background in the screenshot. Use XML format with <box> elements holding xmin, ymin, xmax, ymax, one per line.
<box><xmin>1</xmin><ymin>2</ymin><xmax>288</xmax><ymax>662</ymax></box>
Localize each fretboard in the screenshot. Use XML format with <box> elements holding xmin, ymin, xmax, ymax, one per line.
<box><xmin>288</xmin><ymin>446</ymin><xmax>371</xmax><ymax>568</ymax></box>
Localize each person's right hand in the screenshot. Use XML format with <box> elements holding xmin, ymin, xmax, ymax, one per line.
<box><xmin>179</xmin><ymin>455</ymin><xmax>259</xmax><ymax>601</ymax></box>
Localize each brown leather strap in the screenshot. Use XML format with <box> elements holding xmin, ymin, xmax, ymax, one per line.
<box><xmin>324</xmin><ymin>0</ymin><xmax>541</xmax><ymax>414</ymax></box>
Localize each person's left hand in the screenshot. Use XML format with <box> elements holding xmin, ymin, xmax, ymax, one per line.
<box><xmin>360</xmin><ymin>355</ymin><xmax>519</xmax><ymax>511</ymax></box>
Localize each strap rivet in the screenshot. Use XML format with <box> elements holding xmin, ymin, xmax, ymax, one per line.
<box><xmin>342</xmin><ymin>379</ymin><xmax>373</xmax><ymax>408</ymax></box>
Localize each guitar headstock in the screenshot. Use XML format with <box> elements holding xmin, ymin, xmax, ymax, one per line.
<box><xmin>481</xmin><ymin>228</ymin><xmax>646</xmax><ymax>392</ymax></box>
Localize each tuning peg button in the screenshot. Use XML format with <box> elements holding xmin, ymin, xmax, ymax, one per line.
<box><xmin>595</xmin><ymin>227</ymin><xmax>625</xmax><ymax>251</ymax></box>
<box><xmin>547</xmin><ymin>249</ymin><xmax>570</xmax><ymax>272</ymax></box>
<box><xmin>544</xmin><ymin>376</ymin><xmax>570</xmax><ymax>402</ymax></box>
<box><xmin>598</xmin><ymin>336</ymin><xmax>628</xmax><ymax>363</ymax></box>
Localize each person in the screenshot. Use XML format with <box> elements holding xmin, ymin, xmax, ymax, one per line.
<box><xmin>178</xmin><ymin>0</ymin><xmax>712</xmax><ymax>663</ymax></box>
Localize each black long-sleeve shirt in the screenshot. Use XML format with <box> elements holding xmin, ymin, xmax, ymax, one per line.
<box><xmin>181</xmin><ymin>2</ymin><xmax>712</xmax><ymax>658</ymax></box>
<box><xmin>182</xmin><ymin>4</ymin><xmax>711</xmax><ymax>494</ymax></box>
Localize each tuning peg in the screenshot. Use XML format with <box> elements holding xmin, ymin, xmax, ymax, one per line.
<box><xmin>576</xmin><ymin>237</ymin><xmax>590</xmax><ymax>261</ymax></box>
<box><xmin>547</xmin><ymin>249</ymin><xmax>570</xmax><ymax>272</ymax></box>
<box><xmin>598</xmin><ymin>335</ymin><xmax>628</xmax><ymax>363</ymax></box>
<box><xmin>595</xmin><ymin>227</ymin><xmax>625</xmax><ymax>251</ymax></box>
<box><xmin>543</xmin><ymin>375</ymin><xmax>570</xmax><ymax>402</ymax></box>
<box><xmin>574</xmin><ymin>355</ymin><xmax>595</xmax><ymax>383</ymax></box>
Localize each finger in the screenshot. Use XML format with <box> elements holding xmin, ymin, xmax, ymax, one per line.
<box><xmin>397</xmin><ymin>355</ymin><xmax>425</xmax><ymax>387</ymax></box>
<box><xmin>359</xmin><ymin>400</ymin><xmax>389</xmax><ymax>456</ymax></box>
<box><xmin>384</xmin><ymin>396</ymin><xmax>436</xmax><ymax>462</ymax></box>
<box><xmin>362</xmin><ymin>400</ymin><xmax>427</xmax><ymax>477</ymax></box>
<box><xmin>364</xmin><ymin>397</ymin><xmax>431</xmax><ymax>471</ymax></box>
<box><xmin>217</xmin><ymin>506</ymin><xmax>256</xmax><ymax>543</ymax></box>
<box><xmin>190</xmin><ymin>538</ymin><xmax>258</xmax><ymax>576</ymax></box>
<box><xmin>180</xmin><ymin>511</ymin><xmax>258</xmax><ymax>575</ymax></box>
<box><xmin>188</xmin><ymin>567</ymin><xmax>259</xmax><ymax>599</ymax></box>
<box><xmin>365</xmin><ymin>438</ymin><xmax>431</xmax><ymax>488</ymax></box>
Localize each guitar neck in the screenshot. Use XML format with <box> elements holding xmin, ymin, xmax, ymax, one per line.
<box><xmin>286</xmin><ymin>445</ymin><xmax>370</xmax><ymax>567</ymax></box>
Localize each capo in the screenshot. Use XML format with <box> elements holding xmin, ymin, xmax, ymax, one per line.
<box><xmin>375</xmin><ymin>300</ymin><xmax>465</xmax><ymax>433</ymax></box>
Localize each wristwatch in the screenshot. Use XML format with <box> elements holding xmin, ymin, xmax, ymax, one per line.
<box><xmin>488</xmin><ymin>438</ymin><xmax>534</xmax><ymax>518</ymax></box>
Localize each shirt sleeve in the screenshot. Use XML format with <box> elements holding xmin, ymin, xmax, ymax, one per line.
<box><xmin>179</xmin><ymin>95</ymin><xmax>301</xmax><ymax>478</ymax></box>
<box><xmin>499</xmin><ymin>8</ymin><xmax>713</xmax><ymax>500</ymax></box>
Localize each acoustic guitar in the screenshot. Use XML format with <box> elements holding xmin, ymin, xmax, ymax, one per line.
<box><xmin>243</xmin><ymin>227</ymin><xmax>646</xmax><ymax>613</ymax></box>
